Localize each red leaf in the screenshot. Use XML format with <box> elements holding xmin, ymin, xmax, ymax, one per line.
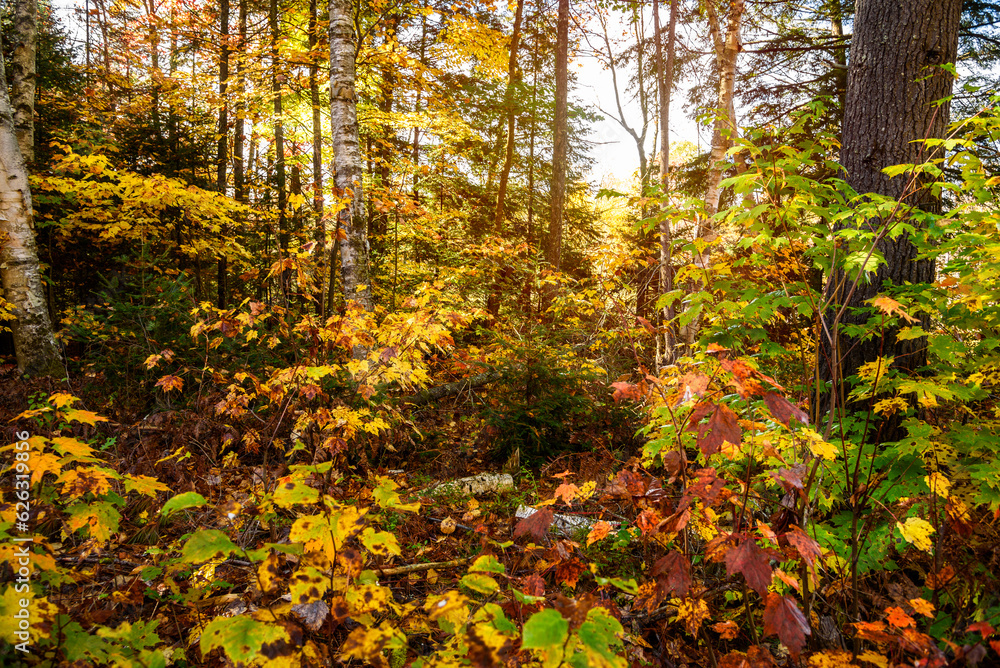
<box><xmin>636</xmin><ymin>509</ymin><xmax>662</xmax><ymax>537</ymax></box>
<box><xmin>687</xmin><ymin>403</ymin><xmax>741</xmax><ymax>456</ymax></box>
<box><xmin>725</xmin><ymin>538</ymin><xmax>775</xmax><ymax>596</ymax></box>
<box><xmin>611</xmin><ymin>381</ymin><xmax>642</xmax><ymax>403</ymax></box>
<box><xmin>763</xmin><ymin>392</ymin><xmax>809</xmax><ymax>427</ymax></box>
<box><xmin>652</xmin><ymin>551</ymin><xmax>691</xmax><ymax>597</ymax></box>
<box><xmin>762</xmin><ymin>593</ymin><xmax>810</xmax><ymax>657</ymax></box>
<box><xmin>968</xmin><ymin>621</ymin><xmax>995</xmax><ymax>638</ymax></box>
<box><xmin>555</xmin><ymin>558</ymin><xmax>587</xmax><ymax>589</ymax></box>
<box><xmin>514</xmin><ymin>507</ymin><xmax>553</xmax><ymax>541</ymax></box>
<box><xmin>769</xmin><ymin>465</ymin><xmax>806</xmax><ymax>494</ymax></box>
<box><xmin>784</xmin><ymin>526</ymin><xmax>823</xmax><ymax>576</ymax></box>
<box><xmin>688</xmin><ymin>468</ymin><xmax>726</xmax><ymax>506</ymax></box>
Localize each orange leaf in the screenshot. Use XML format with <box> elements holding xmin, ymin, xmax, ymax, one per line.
<box><xmin>156</xmin><ymin>375</ymin><xmax>184</xmax><ymax>393</ymax></box>
<box><xmin>586</xmin><ymin>521</ymin><xmax>612</xmax><ymax>546</ymax></box>
<box><xmin>712</xmin><ymin>620</ymin><xmax>739</xmax><ymax>640</ymax></box>
<box><xmin>909</xmin><ymin>598</ymin><xmax>935</xmax><ymax>618</ymax></box>
<box><xmin>886</xmin><ymin>606</ymin><xmax>915</xmax><ymax>629</ymax></box>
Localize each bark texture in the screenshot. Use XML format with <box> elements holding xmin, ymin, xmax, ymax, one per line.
<box><xmin>655</xmin><ymin>0</ymin><xmax>678</xmax><ymax>366</ymax></box>
<box><xmin>493</xmin><ymin>0</ymin><xmax>525</xmax><ymax>231</ymax></box>
<box><xmin>11</xmin><ymin>0</ymin><xmax>36</xmax><ymax>163</ymax></box>
<box><xmin>330</xmin><ymin>0</ymin><xmax>372</xmax><ymax>312</ymax></box>
<box><xmin>680</xmin><ymin>0</ymin><xmax>743</xmax><ymax>349</ymax></box>
<box><xmin>822</xmin><ymin>0</ymin><xmax>961</xmax><ymax>432</ymax></box>
<box><xmin>546</xmin><ymin>0</ymin><xmax>569</xmax><ymax>271</ymax></box>
<box><xmin>216</xmin><ymin>0</ymin><xmax>230</xmax><ymax>308</ymax></box>
<box><xmin>0</xmin><ymin>32</ymin><xmax>62</xmax><ymax>377</ymax></box>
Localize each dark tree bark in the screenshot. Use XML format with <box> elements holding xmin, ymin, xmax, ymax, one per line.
<box><xmin>654</xmin><ymin>0</ymin><xmax>678</xmax><ymax>367</ymax></box>
<box><xmin>309</xmin><ymin>0</ymin><xmax>326</xmax><ymax>313</ymax></box>
<box><xmin>546</xmin><ymin>0</ymin><xmax>569</xmax><ymax>271</ymax></box>
<box><xmin>270</xmin><ymin>0</ymin><xmax>288</xmax><ymax>266</ymax></box>
<box><xmin>216</xmin><ymin>0</ymin><xmax>230</xmax><ymax>309</ymax></box>
<box><xmin>821</xmin><ymin>0</ymin><xmax>962</xmax><ymax>438</ymax></box>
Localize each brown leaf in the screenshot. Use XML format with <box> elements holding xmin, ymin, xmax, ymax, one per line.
<box><xmin>763</xmin><ymin>392</ymin><xmax>809</xmax><ymax>428</ymax></box>
<box><xmin>725</xmin><ymin>538</ymin><xmax>775</xmax><ymax>596</ymax></box>
<box><xmin>712</xmin><ymin>621</ymin><xmax>740</xmax><ymax>640</ymax></box>
<box><xmin>688</xmin><ymin>402</ymin><xmax>741</xmax><ymax>456</ymax></box>
<box><xmin>688</xmin><ymin>467</ymin><xmax>726</xmax><ymax>506</ymax></box>
<box><xmin>652</xmin><ymin>551</ymin><xmax>691</xmax><ymax>597</ymax></box>
<box><xmin>762</xmin><ymin>593</ymin><xmax>810</xmax><ymax>657</ymax></box>
<box><xmin>636</xmin><ymin>509</ymin><xmax>662</xmax><ymax>537</ymax></box>
<box><xmin>514</xmin><ymin>507</ymin><xmax>553</xmax><ymax>542</ymax></box>
<box><xmin>555</xmin><ymin>558</ymin><xmax>587</xmax><ymax>590</ymax></box>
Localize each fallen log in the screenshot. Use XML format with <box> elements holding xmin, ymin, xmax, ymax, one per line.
<box><xmin>403</xmin><ymin>371</ymin><xmax>501</xmax><ymax>405</ymax></box>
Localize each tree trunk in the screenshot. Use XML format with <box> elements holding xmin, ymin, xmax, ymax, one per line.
<box><xmin>821</xmin><ymin>0</ymin><xmax>961</xmax><ymax>439</ymax></box>
<box><xmin>309</xmin><ymin>0</ymin><xmax>326</xmax><ymax>314</ymax></box>
<box><xmin>0</xmin><ymin>31</ymin><xmax>61</xmax><ymax>377</ymax></box>
<box><xmin>680</xmin><ymin>0</ymin><xmax>743</xmax><ymax>349</ymax></box>
<box><xmin>330</xmin><ymin>0</ymin><xmax>372</xmax><ymax>314</ymax></box>
<box><xmin>654</xmin><ymin>0</ymin><xmax>678</xmax><ymax>367</ymax></box>
<box><xmin>11</xmin><ymin>0</ymin><xmax>36</xmax><ymax>164</ymax></box>
<box><xmin>271</xmin><ymin>0</ymin><xmax>288</xmax><ymax>273</ymax></box>
<box><xmin>488</xmin><ymin>0</ymin><xmax>525</xmax><ymax>320</ymax></box>
<box><xmin>216</xmin><ymin>0</ymin><xmax>230</xmax><ymax>309</ymax></box>
<box><xmin>546</xmin><ymin>0</ymin><xmax>569</xmax><ymax>272</ymax></box>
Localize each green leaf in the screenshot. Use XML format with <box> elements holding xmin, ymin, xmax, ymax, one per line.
<box><xmin>469</xmin><ymin>555</ymin><xmax>506</xmax><ymax>574</ymax></box>
<box><xmin>180</xmin><ymin>530</ymin><xmax>238</xmax><ymax>562</ymax></box>
<box><xmin>160</xmin><ymin>492</ymin><xmax>207</xmax><ymax>518</ymax></box>
<box><xmin>271</xmin><ymin>477</ymin><xmax>319</xmax><ymax>508</ymax></box>
<box><xmin>522</xmin><ymin>609</ymin><xmax>569</xmax><ymax>649</ymax></box>
<box><xmin>461</xmin><ymin>573</ymin><xmax>499</xmax><ymax>595</ymax></box>
<box><xmin>199</xmin><ymin>616</ymin><xmax>290</xmax><ymax>665</ymax></box>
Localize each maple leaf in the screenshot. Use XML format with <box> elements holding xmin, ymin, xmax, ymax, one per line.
<box><xmin>909</xmin><ymin>598</ymin><xmax>935</xmax><ymax>618</ymax></box>
<box><xmin>611</xmin><ymin>381</ymin><xmax>643</xmax><ymax>403</ymax></box>
<box><xmin>514</xmin><ymin>507</ymin><xmax>553</xmax><ymax>542</ymax></box>
<box><xmin>636</xmin><ymin>509</ymin><xmax>662</xmax><ymax>537</ymax></box>
<box><xmin>688</xmin><ymin>402</ymin><xmax>741</xmax><ymax>456</ymax></box>
<box><xmin>853</xmin><ymin>621</ymin><xmax>892</xmax><ymax>643</ymax></box>
<box><xmin>711</xmin><ymin>621</ymin><xmax>739</xmax><ymax>640</ymax></box>
<box><xmin>762</xmin><ymin>593</ymin><xmax>810</xmax><ymax>657</ymax></box>
<box><xmin>156</xmin><ymin>374</ymin><xmax>184</xmax><ymax>393</ymax></box>
<box><xmin>784</xmin><ymin>526</ymin><xmax>823</xmax><ymax>576</ymax></box>
<box><xmin>586</xmin><ymin>521</ymin><xmax>612</xmax><ymax>546</ymax></box>
<box><xmin>885</xmin><ymin>606</ymin><xmax>915</xmax><ymax>629</ymax></box>
<box><xmin>674</xmin><ymin>597</ymin><xmax>711</xmax><ymax>635</ymax></box>
<box><xmin>897</xmin><ymin>517</ymin><xmax>935</xmax><ymax>552</ymax></box>
<box><xmin>553</xmin><ymin>482</ymin><xmax>580</xmax><ymax>506</ymax></box>
<box><xmin>555</xmin><ymin>558</ymin><xmax>587</xmax><ymax>589</ymax></box>
<box><xmin>870</xmin><ymin>295</ymin><xmax>918</xmax><ymax>323</ymax></box>
<box><xmin>688</xmin><ymin>468</ymin><xmax>726</xmax><ymax>505</ymax></box>
<box><xmin>725</xmin><ymin>538</ymin><xmax>775</xmax><ymax>596</ymax></box>
<box><xmin>967</xmin><ymin>621</ymin><xmax>995</xmax><ymax>637</ymax></box>
<box><xmin>652</xmin><ymin>551</ymin><xmax>691</xmax><ymax>597</ymax></box>
<box><xmin>763</xmin><ymin>392</ymin><xmax>809</xmax><ymax>428</ymax></box>
<box><xmin>769</xmin><ymin>465</ymin><xmax>806</xmax><ymax>494</ymax></box>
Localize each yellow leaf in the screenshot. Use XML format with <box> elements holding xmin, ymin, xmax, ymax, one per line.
<box><xmin>49</xmin><ymin>392</ymin><xmax>79</xmax><ymax>408</ymax></box>
<box><xmin>857</xmin><ymin>650</ymin><xmax>889</xmax><ymax>667</ymax></box>
<box><xmin>803</xmin><ymin>429</ymin><xmax>837</xmax><ymax>460</ymax></box>
<box><xmin>924</xmin><ymin>472</ymin><xmax>950</xmax><ymax>498</ymax></box>
<box><xmin>61</xmin><ymin>408</ymin><xmax>108</xmax><ymax>426</ymax></box>
<box><xmin>673</xmin><ymin>598</ymin><xmax>710</xmax><ymax>636</ymax></box>
<box><xmin>909</xmin><ymin>597</ymin><xmax>935</xmax><ymax>618</ymax></box>
<box><xmin>897</xmin><ymin>517</ymin><xmax>935</xmax><ymax>552</ymax></box>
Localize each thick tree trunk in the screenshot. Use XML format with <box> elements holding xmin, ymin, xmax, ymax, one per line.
<box><xmin>546</xmin><ymin>0</ymin><xmax>569</xmax><ymax>271</ymax></box>
<box><xmin>0</xmin><ymin>32</ymin><xmax>61</xmax><ymax>377</ymax></box>
<box><xmin>11</xmin><ymin>0</ymin><xmax>36</xmax><ymax>163</ymax></box>
<box><xmin>330</xmin><ymin>0</ymin><xmax>372</xmax><ymax>314</ymax></box>
<box><xmin>216</xmin><ymin>0</ymin><xmax>230</xmax><ymax>309</ymax></box>
<box><xmin>821</xmin><ymin>0</ymin><xmax>961</xmax><ymax>439</ymax></box>
<box><xmin>654</xmin><ymin>0</ymin><xmax>678</xmax><ymax>367</ymax></box>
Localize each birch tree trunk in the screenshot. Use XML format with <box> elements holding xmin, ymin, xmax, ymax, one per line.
<box><xmin>654</xmin><ymin>0</ymin><xmax>678</xmax><ymax>366</ymax></box>
<box><xmin>330</xmin><ymin>0</ymin><xmax>372</xmax><ymax>313</ymax></box>
<box><xmin>11</xmin><ymin>0</ymin><xmax>36</xmax><ymax>163</ymax></box>
<box><xmin>680</xmin><ymin>0</ymin><xmax>743</xmax><ymax>349</ymax></box>
<box><xmin>0</xmin><ymin>32</ymin><xmax>62</xmax><ymax>377</ymax></box>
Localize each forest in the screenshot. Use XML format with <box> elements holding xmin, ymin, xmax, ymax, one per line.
<box><xmin>2</xmin><ymin>0</ymin><xmax>1000</xmax><ymax>665</ymax></box>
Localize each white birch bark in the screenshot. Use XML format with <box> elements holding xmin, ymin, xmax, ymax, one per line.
<box><xmin>11</xmin><ymin>0</ymin><xmax>36</xmax><ymax>163</ymax></box>
<box><xmin>0</xmin><ymin>31</ymin><xmax>62</xmax><ymax>377</ymax></box>
<box><xmin>680</xmin><ymin>0</ymin><xmax>743</xmax><ymax>349</ymax></box>
<box><xmin>329</xmin><ymin>0</ymin><xmax>372</xmax><ymax>314</ymax></box>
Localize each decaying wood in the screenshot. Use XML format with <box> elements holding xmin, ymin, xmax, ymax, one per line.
<box><xmin>375</xmin><ymin>557</ymin><xmax>471</xmax><ymax>576</ymax></box>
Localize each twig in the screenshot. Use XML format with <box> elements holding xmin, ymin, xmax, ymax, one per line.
<box><xmin>375</xmin><ymin>557</ymin><xmax>472</xmax><ymax>576</ymax></box>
